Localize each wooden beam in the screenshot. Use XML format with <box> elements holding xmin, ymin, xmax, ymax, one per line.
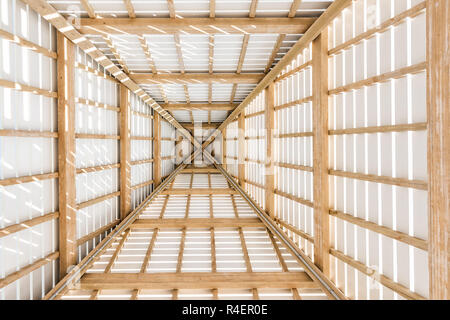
<box><xmin>200</xmin><ymin>0</ymin><xmax>353</xmax><ymax>150</ymax></box>
<box><xmin>249</xmin><ymin>0</ymin><xmax>259</xmax><ymax>18</ymax></box>
<box><xmin>312</xmin><ymin>31</ymin><xmax>329</xmax><ymax>276</ymax></box>
<box><xmin>76</xmin><ymin>220</ymin><xmax>121</xmax><ymax>246</ymax></box>
<box><xmin>238</xmin><ymin>112</ymin><xmax>245</xmax><ymax>186</ymax></box>
<box><xmin>80</xmin><ymin>0</ymin><xmax>96</xmax><ymax>18</ymax></box>
<box><xmin>167</xmin><ymin>0</ymin><xmax>176</xmax><ymax>18</ymax></box>
<box><xmin>209</xmin><ymin>0</ymin><xmax>215</xmax><ymax>18</ymax></box>
<box><xmin>131</xmin><ymin>218</ymin><xmax>264</xmax><ymax>229</ymax></box>
<box><xmin>427</xmin><ymin>0</ymin><xmax>449</xmax><ymax>300</ymax></box>
<box><xmin>0</xmin><ymin>212</ymin><xmax>59</xmax><ymax>238</ymax></box>
<box><xmin>104</xmin><ymin>229</ymin><xmax>131</xmax><ymax>273</ymax></box>
<box><xmin>265</xmin><ymin>83</ymin><xmax>275</xmax><ymax>218</ymax></box>
<box><xmin>79</xmin><ymin>272</ymin><xmax>318</xmax><ymax>290</ymax></box>
<box><xmin>57</xmin><ymin>31</ymin><xmax>77</xmax><ymax>278</ymax></box>
<box><xmin>123</xmin><ymin>0</ymin><xmax>136</xmax><ymax>18</ymax></box>
<box><xmin>288</xmin><ymin>0</ymin><xmax>303</xmax><ymax>18</ymax></box>
<box><xmin>120</xmin><ymin>85</ymin><xmax>132</xmax><ymax>220</ymax></box>
<box><xmin>161</xmin><ymin>188</ymin><xmax>238</xmax><ymax>195</ymax></box>
<box><xmin>180</xmin><ymin>122</ymin><xmax>221</xmax><ymax>130</ymax></box>
<box><xmin>77</xmin><ymin>18</ymin><xmax>316</xmax><ymax>35</ymax></box>
<box><xmin>154</xmin><ymin>112</ymin><xmax>161</xmax><ymax>187</ymax></box>
<box><xmin>102</xmin><ymin>35</ymin><xmax>130</xmax><ymax>74</ymax></box>
<box><xmin>265</xmin><ymin>34</ymin><xmax>286</xmax><ymax>73</ymax></box>
<box><xmin>0</xmin><ymin>29</ymin><xmax>57</xmax><ymax>59</ymax></box>
<box><xmin>174</xmin><ymin>33</ymin><xmax>185</xmax><ymax>73</ymax></box>
<box><xmin>130</xmin><ymin>73</ymin><xmax>263</xmax><ymax>84</ymax></box>
<box><xmin>162</xmin><ymin>103</ymin><xmax>236</xmax><ymax>111</ymax></box>
<box><xmin>222</xmin><ymin>128</ymin><xmax>227</xmax><ymax>168</ymax></box>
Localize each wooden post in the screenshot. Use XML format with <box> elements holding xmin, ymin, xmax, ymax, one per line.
<box><xmin>312</xmin><ymin>30</ymin><xmax>329</xmax><ymax>276</ymax></box>
<box><xmin>427</xmin><ymin>0</ymin><xmax>449</xmax><ymax>300</ymax></box>
<box><xmin>57</xmin><ymin>32</ymin><xmax>77</xmax><ymax>277</ymax></box>
<box><xmin>222</xmin><ymin>127</ymin><xmax>227</xmax><ymax>170</ymax></box>
<box><xmin>238</xmin><ymin>112</ymin><xmax>245</xmax><ymax>186</ymax></box>
<box><xmin>154</xmin><ymin>112</ymin><xmax>161</xmax><ymax>187</ymax></box>
<box><xmin>265</xmin><ymin>83</ymin><xmax>275</xmax><ymax>218</ymax></box>
<box><xmin>120</xmin><ymin>85</ymin><xmax>131</xmax><ymax>220</ymax></box>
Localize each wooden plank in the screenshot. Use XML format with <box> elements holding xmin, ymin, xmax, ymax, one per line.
<box><xmin>131</xmin><ymin>159</ymin><xmax>153</xmax><ymax>166</ymax></box>
<box><xmin>120</xmin><ymin>85</ymin><xmax>132</xmax><ymax>220</ymax></box>
<box><xmin>274</xmin><ymin>218</ymin><xmax>314</xmax><ymax>243</ymax></box>
<box><xmin>222</xmin><ymin>128</ymin><xmax>227</xmax><ymax>169</ymax></box>
<box><xmin>131</xmin><ymin>73</ymin><xmax>263</xmax><ymax>84</ymax></box>
<box><xmin>210</xmin><ymin>0</ymin><xmax>215</xmax><ymax>18</ymax></box>
<box><xmin>427</xmin><ymin>0</ymin><xmax>449</xmax><ymax>300</ymax></box>
<box><xmin>210</xmin><ymin>228</ymin><xmax>217</xmax><ymax>272</ymax></box>
<box><xmin>76</xmin><ymin>220</ymin><xmax>121</xmax><ymax>246</ymax></box>
<box><xmin>264</xmin><ymin>34</ymin><xmax>286</xmax><ymax>73</ymax></box>
<box><xmin>274</xmin><ymin>189</ymin><xmax>314</xmax><ymax>208</ymax></box>
<box><xmin>75</xmin><ymin>133</ymin><xmax>120</xmax><ymax>140</ymax></box>
<box><xmin>80</xmin><ymin>0</ymin><xmax>96</xmax><ymax>18</ymax></box>
<box><xmin>131</xmin><ymin>218</ymin><xmax>264</xmax><ymax>229</ymax></box>
<box><xmin>288</xmin><ymin>0</ymin><xmax>303</xmax><ymax>17</ymax></box>
<box><xmin>77</xmin><ymin>163</ymin><xmax>120</xmax><ymax>174</ymax></box>
<box><xmin>0</xmin><ymin>172</ymin><xmax>58</xmax><ymax>187</ymax></box>
<box><xmin>275</xmin><ymin>60</ymin><xmax>312</xmax><ymax>82</ymax></box>
<box><xmin>329</xmin><ymin>210</ymin><xmax>427</xmax><ymax>251</ymax></box>
<box><xmin>79</xmin><ymin>272</ymin><xmax>318</xmax><ymax>290</ymax></box>
<box><xmin>0</xmin><ymin>252</ymin><xmax>59</xmax><ymax>289</ymax></box>
<box><xmin>0</xmin><ymin>29</ymin><xmax>57</xmax><ymax>59</ymax></box>
<box><xmin>57</xmin><ymin>31</ymin><xmax>77</xmax><ymax>278</ymax></box>
<box><xmin>123</xmin><ymin>0</ymin><xmax>136</xmax><ymax>18</ymax></box>
<box><xmin>238</xmin><ymin>112</ymin><xmax>245</xmax><ymax>186</ymax></box>
<box><xmin>0</xmin><ymin>79</ymin><xmax>57</xmax><ymax>98</ymax></box>
<box><xmin>77</xmin><ymin>18</ymin><xmax>316</xmax><ymax>35</ymax></box>
<box><xmin>162</xmin><ymin>103</ymin><xmax>236</xmax><ymax>111</ymax></box>
<box><xmin>275</xmin><ymin>162</ymin><xmax>313</xmax><ymax>172</ymax></box>
<box><xmin>161</xmin><ymin>188</ymin><xmax>238</xmax><ymax>195</ymax></box>
<box><xmin>104</xmin><ymin>229</ymin><xmax>131</xmax><ymax>273</ymax></box>
<box><xmin>76</xmin><ymin>191</ymin><xmax>121</xmax><ymax>210</ymax></box>
<box><xmin>154</xmin><ymin>112</ymin><xmax>161</xmax><ymax>187</ymax></box>
<box><xmin>249</xmin><ymin>0</ymin><xmax>259</xmax><ymax>17</ymax></box>
<box><xmin>131</xmin><ymin>180</ymin><xmax>154</xmax><ymax>190</ymax></box>
<box><xmin>167</xmin><ymin>0</ymin><xmax>176</xmax><ymax>18</ymax></box>
<box><xmin>75</xmin><ymin>97</ymin><xmax>120</xmax><ymax>112</ymax></box>
<box><xmin>140</xmin><ymin>229</ymin><xmax>159</xmax><ymax>273</ymax></box>
<box><xmin>176</xmin><ymin>228</ymin><xmax>187</xmax><ymax>272</ymax></box>
<box><xmin>329</xmin><ymin>122</ymin><xmax>427</xmax><ymax>135</ymax></box>
<box><xmin>75</xmin><ymin>62</ymin><xmax>117</xmax><ymax>83</ymax></box>
<box><xmin>0</xmin><ymin>212</ymin><xmax>59</xmax><ymax>238</ymax></box>
<box><xmin>330</xmin><ymin>248</ymin><xmax>426</xmax><ymax>300</ymax></box>
<box><xmin>0</xmin><ymin>129</ymin><xmax>58</xmax><ymax>138</ymax></box>
<box><xmin>265</xmin><ymin>83</ymin><xmax>275</xmax><ymax>218</ymax></box>
<box><xmin>312</xmin><ymin>31</ymin><xmax>329</xmax><ymax>276</ymax></box>
<box><xmin>184</xmin><ymin>174</ymin><xmax>194</xmax><ymax>218</ymax></box>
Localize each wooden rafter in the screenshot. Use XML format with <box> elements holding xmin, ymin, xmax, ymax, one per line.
<box><xmin>162</xmin><ymin>103</ymin><xmax>236</xmax><ymax>111</ymax></box>
<box><xmin>80</xmin><ymin>0</ymin><xmax>96</xmax><ymax>18</ymax></box>
<box><xmin>102</xmin><ymin>35</ymin><xmax>130</xmax><ymax>74</ymax></box>
<box><xmin>230</xmin><ymin>34</ymin><xmax>250</xmax><ymax>103</ymax></box>
<box><xmin>167</xmin><ymin>0</ymin><xmax>176</xmax><ymax>18</ymax></box>
<box><xmin>288</xmin><ymin>0</ymin><xmax>303</xmax><ymax>18</ymax></box>
<box><xmin>77</xmin><ymin>18</ymin><xmax>316</xmax><ymax>35</ymax></box>
<box><xmin>265</xmin><ymin>34</ymin><xmax>286</xmax><ymax>73</ymax></box>
<box><xmin>131</xmin><ymin>73</ymin><xmax>263</xmax><ymax>84</ymax></box>
<box><xmin>209</xmin><ymin>0</ymin><xmax>215</xmax><ymax>18</ymax></box>
<box><xmin>249</xmin><ymin>0</ymin><xmax>259</xmax><ymax>18</ymax></box>
<box><xmin>123</xmin><ymin>0</ymin><xmax>136</xmax><ymax>18</ymax></box>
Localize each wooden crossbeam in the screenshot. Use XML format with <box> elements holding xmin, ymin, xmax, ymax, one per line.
<box><xmin>162</xmin><ymin>103</ymin><xmax>236</xmax><ymax>111</ymax></box>
<box><xmin>77</xmin><ymin>18</ymin><xmax>316</xmax><ymax>35</ymax></box>
<box><xmin>79</xmin><ymin>272</ymin><xmax>318</xmax><ymax>290</ymax></box>
<box><xmin>80</xmin><ymin>0</ymin><xmax>96</xmax><ymax>18</ymax></box>
<box><xmin>130</xmin><ymin>218</ymin><xmax>264</xmax><ymax>229</ymax></box>
<box><xmin>123</xmin><ymin>0</ymin><xmax>136</xmax><ymax>18</ymax></box>
<box><xmin>161</xmin><ymin>188</ymin><xmax>238</xmax><ymax>195</ymax></box>
<box><xmin>131</xmin><ymin>73</ymin><xmax>263</xmax><ymax>84</ymax></box>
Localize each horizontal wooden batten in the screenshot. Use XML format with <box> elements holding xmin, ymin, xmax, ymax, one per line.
<box><xmin>132</xmin><ymin>111</ymin><xmax>153</xmax><ymax>119</ymax></box>
<box><xmin>76</xmin><ymin>219</ymin><xmax>121</xmax><ymax>246</ymax></box>
<box><xmin>329</xmin><ymin>123</ymin><xmax>427</xmax><ymax>135</ymax></box>
<box><xmin>131</xmin><ymin>218</ymin><xmax>264</xmax><ymax>229</ymax></box>
<box><xmin>329</xmin><ymin>210</ymin><xmax>427</xmax><ymax>251</ymax></box>
<box><xmin>76</xmin><ymin>191</ymin><xmax>121</xmax><ymax>210</ymax></box>
<box><xmin>275</xmin><ymin>60</ymin><xmax>312</xmax><ymax>82</ymax></box>
<box><xmin>131</xmin><ymin>159</ymin><xmax>154</xmax><ymax>166</ymax></box>
<box><xmin>161</xmin><ymin>155</ymin><xmax>176</xmax><ymax>161</ymax></box>
<box><xmin>0</xmin><ymin>129</ymin><xmax>58</xmax><ymax>138</ymax></box>
<box><xmin>181</xmin><ymin>122</ymin><xmax>221</xmax><ymax>129</ymax></box>
<box><xmin>274</xmin><ymin>189</ymin><xmax>314</xmax><ymax>208</ymax></box>
<box><xmin>132</xmin><ymin>73</ymin><xmax>263</xmax><ymax>84</ymax></box>
<box><xmin>0</xmin><ymin>29</ymin><xmax>57</xmax><ymax>59</ymax></box>
<box><xmin>244</xmin><ymin>179</ymin><xmax>265</xmax><ymax>189</ymax></box>
<box><xmin>161</xmin><ymin>188</ymin><xmax>238</xmax><ymax>195</ymax></box>
<box><xmin>131</xmin><ymin>180</ymin><xmax>154</xmax><ymax>190</ymax></box>
<box><xmin>0</xmin><ymin>211</ymin><xmax>59</xmax><ymax>238</ymax></box>
<box><xmin>275</xmin><ymin>162</ymin><xmax>313</xmax><ymax>172</ymax></box>
<box><xmin>329</xmin><ymin>169</ymin><xmax>428</xmax><ymax>190</ymax></box>
<box><xmin>330</xmin><ymin>248</ymin><xmax>426</xmax><ymax>300</ymax></box>
<box><xmin>75</xmin><ymin>133</ymin><xmax>120</xmax><ymax>140</ymax></box>
<box><xmin>0</xmin><ymin>172</ymin><xmax>58</xmax><ymax>187</ymax></box>
<box><xmin>0</xmin><ymin>251</ymin><xmax>59</xmax><ymax>289</ymax></box>
<box><xmin>76</xmin><ymin>163</ymin><xmax>120</xmax><ymax>174</ymax></box>
<box><xmin>275</xmin><ymin>132</ymin><xmax>313</xmax><ymax>139</ymax></box>
<box><xmin>245</xmin><ymin>111</ymin><xmax>265</xmax><ymax>118</ymax></box>
<box><xmin>181</xmin><ymin>167</ymin><xmax>218</xmax><ymax>173</ymax></box>
<box><xmin>329</xmin><ymin>62</ymin><xmax>427</xmax><ymax>96</ymax></box>
<box><xmin>328</xmin><ymin>2</ymin><xmax>426</xmax><ymax>56</ymax></box>
<box><xmin>131</xmin><ymin>136</ymin><xmax>154</xmax><ymax>141</ymax></box>
<box><xmin>75</xmin><ymin>97</ymin><xmax>120</xmax><ymax>112</ymax></box>
<box><xmin>75</xmin><ymin>62</ymin><xmax>117</xmax><ymax>82</ymax></box>
<box><xmin>79</xmin><ymin>272</ymin><xmax>317</xmax><ymax>290</ymax></box>
<box><xmin>77</xmin><ymin>17</ymin><xmax>316</xmax><ymax>35</ymax></box>
<box><xmin>162</xmin><ymin>103</ymin><xmax>237</xmax><ymax>111</ymax></box>
<box><xmin>245</xmin><ymin>158</ymin><xmax>265</xmax><ymax>165</ymax></box>
<box><xmin>274</xmin><ymin>96</ymin><xmax>313</xmax><ymax>111</ymax></box>
<box><xmin>275</xmin><ymin>218</ymin><xmax>314</xmax><ymax>243</ymax></box>
<box><xmin>0</xmin><ymin>79</ymin><xmax>57</xmax><ymax>98</ymax></box>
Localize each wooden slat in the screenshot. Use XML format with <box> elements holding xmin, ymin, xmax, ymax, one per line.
<box><xmin>329</xmin><ymin>210</ymin><xmax>427</xmax><ymax>251</ymax></box>
<box><xmin>210</xmin><ymin>228</ymin><xmax>217</xmax><ymax>272</ymax></box>
<box><xmin>265</xmin><ymin>34</ymin><xmax>286</xmax><ymax>73</ymax></box>
<box><xmin>140</xmin><ymin>229</ymin><xmax>159</xmax><ymax>273</ymax></box>
<box><xmin>154</xmin><ymin>112</ymin><xmax>161</xmax><ymax>187</ymax></box>
<box><xmin>57</xmin><ymin>31</ymin><xmax>77</xmax><ymax>278</ymax></box>
<box><xmin>176</xmin><ymin>228</ymin><xmax>187</xmax><ymax>272</ymax></box>
<box><xmin>329</xmin><ymin>169</ymin><xmax>428</xmax><ymax>190</ymax></box>
<box><xmin>274</xmin><ymin>218</ymin><xmax>314</xmax><ymax>243</ymax></box>
<box><xmin>75</xmin><ymin>97</ymin><xmax>120</xmax><ymax>112</ymax></box>
<box><xmin>238</xmin><ymin>112</ymin><xmax>245</xmax><ymax>186</ymax></box>
<box><xmin>76</xmin><ymin>191</ymin><xmax>121</xmax><ymax>210</ymax></box>
<box><xmin>161</xmin><ymin>188</ymin><xmax>238</xmax><ymax>195</ymax></box>
<box><xmin>330</xmin><ymin>248</ymin><xmax>426</xmax><ymax>300</ymax></box>
<box><xmin>0</xmin><ymin>29</ymin><xmax>57</xmax><ymax>59</ymax></box>
<box><xmin>274</xmin><ymin>189</ymin><xmax>314</xmax><ymax>208</ymax></box>
<box><xmin>0</xmin><ymin>212</ymin><xmax>59</xmax><ymax>238</ymax></box>
<box><xmin>265</xmin><ymin>83</ymin><xmax>275</xmax><ymax>218</ymax></box>
<box><xmin>131</xmin><ymin>218</ymin><xmax>263</xmax><ymax>229</ymax></box>
<box><xmin>104</xmin><ymin>229</ymin><xmax>131</xmax><ymax>273</ymax></box>
<box><xmin>167</xmin><ymin>0</ymin><xmax>176</xmax><ymax>18</ymax></box>
<box><xmin>76</xmin><ymin>220</ymin><xmax>121</xmax><ymax>246</ymax></box>
<box><xmin>249</xmin><ymin>0</ymin><xmax>259</xmax><ymax>17</ymax></box>
<box><xmin>80</xmin><ymin>0</ymin><xmax>96</xmax><ymax>18</ymax></box>
<box><xmin>0</xmin><ymin>172</ymin><xmax>58</xmax><ymax>186</ymax></box>
<box><xmin>329</xmin><ymin>122</ymin><xmax>427</xmax><ymax>135</ymax></box>
<box><xmin>77</xmin><ymin>18</ymin><xmax>316</xmax><ymax>35</ymax></box>
<box><xmin>275</xmin><ymin>60</ymin><xmax>312</xmax><ymax>82</ymax></box>
<box><xmin>209</xmin><ymin>0</ymin><xmax>215</xmax><ymax>18</ymax></box>
<box><xmin>75</xmin><ymin>62</ymin><xmax>117</xmax><ymax>83</ymax></box>
<box><xmin>120</xmin><ymin>85</ymin><xmax>132</xmax><ymax>220</ymax></box>
<box><xmin>0</xmin><ymin>79</ymin><xmax>57</xmax><ymax>98</ymax></box>
<box><xmin>0</xmin><ymin>252</ymin><xmax>59</xmax><ymax>289</ymax></box>
<box><xmin>274</xmin><ymin>96</ymin><xmax>313</xmax><ymax>111</ymax></box>
<box><xmin>131</xmin><ymin>180</ymin><xmax>154</xmax><ymax>190</ymax></box>
<box><xmin>288</xmin><ymin>0</ymin><xmax>303</xmax><ymax>17</ymax></box>
<box><xmin>427</xmin><ymin>0</ymin><xmax>449</xmax><ymax>300</ymax></box>
<box><xmin>275</xmin><ymin>162</ymin><xmax>313</xmax><ymax>172</ymax></box>
<box><xmin>131</xmin><ymin>73</ymin><xmax>263</xmax><ymax>84</ymax></box>
<box><xmin>79</xmin><ymin>272</ymin><xmax>318</xmax><ymax>290</ymax></box>
<box><xmin>75</xmin><ymin>133</ymin><xmax>120</xmax><ymax>140</ymax></box>
<box><xmin>312</xmin><ymin>31</ymin><xmax>329</xmax><ymax>275</ymax></box>
<box><xmin>131</xmin><ymin>159</ymin><xmax>153</xmax><ymax>166</ymax></box>
<box><xmin>0</xmin><ymin>129</ymin><xmax>58</xmax><ymax>138</ymax></box>
<box><xmin>123</xmin><ymin>0</ymin><xmax>136</xmax><ymax>18</ymax></box>
<box><xmin>76</xmin><ymin>163</ymin><xmax>120</xmax><ymax>174</ymax></box>
<box><xmin>162</xmin><ymin>103</ymin><xmax>236</xmax><ymax>111</ymax></box>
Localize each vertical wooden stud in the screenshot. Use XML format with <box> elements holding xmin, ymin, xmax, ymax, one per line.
<box><xmin>312</xmin><ymin>30</ymin><xmax>329</xmax><ymax>276</ymax></box>
<box><xmin>57</xmin><ymin>31</ymin><xmax>77</xmax><ymax>277</ymax></box>
<box><xmin>427</xmin><ymin>0</ymin><xmax>449</xmax><ymax>300</ymax></box>
<box><xmin>238</xmin><ymin>112</ymin><xmax>245</xmax><ymax>186</ymax></box>
<box><xmin>120</xmin><ymin>84</ymin><xmax>131</xmax><ymax>220</ymax></box>
<box><xmin>154</xmin><ymin>112</ymin><xmax>161</xmax><ymax>187</ymax></box>
<box><xmin>222</xmin><ymin>127</ymin><xmax>227</xmax><ymax>169</ymax></box>
<box><xmin>265</xmin><ymin>83</ymin><xmax>275</xmax><ymax>218</ymax></box>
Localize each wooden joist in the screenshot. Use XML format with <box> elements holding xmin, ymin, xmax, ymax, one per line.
<box><xmin>76</xmin><ymin>191</ymin><xmax>121</xmax><ymax>210</ymax></box>
<box><xmin>0</xmin><ymin>29</ymin><xmax>57</xmax><ymax>59</ymax></box>
<box><xmin>76</xmin><ymin>163</ymin><xmax>120</xmax><ymax>174</ymax></box>
<box><xmin>131</xmin><ymin>73</ymin><xmax>263</xmax><ymax>84</ymax></box>
<box><xmin>130</xmin><ymin>218</ymin><xmax>264</xmax><ymax>229</ymax></box>
<box><xmin>79</xmin><ymin>272</ymin><xmax>318</xmax><ymax>290</ymax></box>
<box><xmin>76</xmin><ymin>220</ymin><xmax>121</xmax><ymax>246</ymax></box>
<box><xmin>162</xmin><ymin>103</ymin><xmax>236</xmax><ymax>111</ymax></box>
<box><xmin>160</xmin><ymin>188</ymin><xmax>238</xmax><ymax>195</ymax></box>
<box><xmin>0</xmin><ymin>212</ymin><xmax>59</xmax><ymax>238</ymax></box>
<box><xmin>0</xmin><ymin>172</ymin><xmax>58</xmax><ymax>187</ymax></box>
